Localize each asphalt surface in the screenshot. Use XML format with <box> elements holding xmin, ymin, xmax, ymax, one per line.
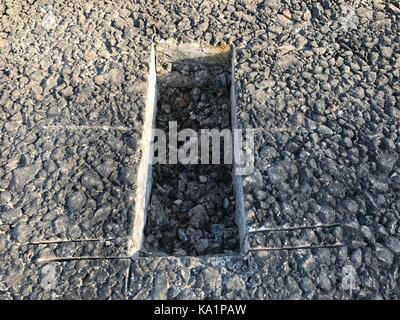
<box><xmin>0</xmin><ymin>0</ymin><xmax>399</xmax><ymax>299</ymax></box>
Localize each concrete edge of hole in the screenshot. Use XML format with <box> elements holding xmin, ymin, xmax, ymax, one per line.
<box><xmin>230</xmin><ymin>46</ymin><xmax>249</xmax><ymax>254</ymax></box>
<box><xmin>156</xmin><ymin>41</ymin><xmax>231</xmax><ymax>65</ymax></box>
<box><xmin>129</xmin><ymin>43</ymin><xmax>157</xmax><ymax>258</ymax></box>
<box><xmin>132</xmin><ymin>42</ymin><xmax>245</xmax><ymax>257</ymax></box>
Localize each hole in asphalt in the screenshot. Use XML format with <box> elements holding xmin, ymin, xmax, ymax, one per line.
<box><xmin>141</xmin><ymin>44</ymin><xmax>240</xmax><ymax>256</ymax></box>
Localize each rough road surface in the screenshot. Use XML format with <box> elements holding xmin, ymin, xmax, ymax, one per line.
<box><xmin>0</xmin><ymin>0</ymin><xmax>399</xmax><ymax>299</ymax></box>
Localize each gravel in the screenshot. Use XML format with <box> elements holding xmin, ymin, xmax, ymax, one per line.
<box><xmin>1</xmin><ymin>0</ymin><xmax>399</xmax><ymax>300</ymax></box>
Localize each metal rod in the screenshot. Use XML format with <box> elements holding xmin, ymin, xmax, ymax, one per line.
<box><xmin>247</xmin><ymin>223</ymin><xmax>341</xmax><ymax>235</ymax></box>
<box><xmin>249</xmin><ymin>243</ymin><xmax>346</xmax><ymax>252</ymax></box>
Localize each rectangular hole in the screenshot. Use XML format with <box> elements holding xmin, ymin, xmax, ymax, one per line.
<box><xmin>141</xmin><ymin>43</ymin><xmax>240</xmax><ymax>257</ymax></box>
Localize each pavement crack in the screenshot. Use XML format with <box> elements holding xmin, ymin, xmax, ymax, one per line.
<box><xmin>36</xmin><ymin>256</ymin><xmax>131</xmax><ymax>263</ymax></box>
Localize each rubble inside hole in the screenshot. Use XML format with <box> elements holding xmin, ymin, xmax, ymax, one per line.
<box><xmin>142</xmin><ymin>48</ymin><xmax>239</xmax><ymax>256</ymax></box>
